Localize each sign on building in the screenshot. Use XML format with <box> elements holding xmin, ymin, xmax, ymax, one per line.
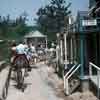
<box><xmin>82</xmin><ymin>19</ymin><xmax>97</xmax><ymax>26</ymax></box>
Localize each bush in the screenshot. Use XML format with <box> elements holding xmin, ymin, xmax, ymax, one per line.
<box><xmin>0</xmin><ymin>40</ymin><xmax>10</xmax><ymax>62</ymax></box>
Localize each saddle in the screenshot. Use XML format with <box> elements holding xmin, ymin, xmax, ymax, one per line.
<box><xmin>13</xmin><ymin>54</ymin><xmax>29</xmax><ymax>69</ymax></box>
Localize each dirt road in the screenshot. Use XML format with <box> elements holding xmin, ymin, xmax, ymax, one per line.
<box><xmin>6</xmin><ymin>62</ymin><xmax>63</xmax><ymax>100</ymax></box>
<box><xmin>0</xmin><ymin>62</ymin><xmax>97</xmax><ymax>100</ymax></box>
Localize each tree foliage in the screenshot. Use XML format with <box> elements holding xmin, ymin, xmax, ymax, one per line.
<box><xmin>0</xmin><ymin>12</ymin><xmax>29</xmax><ymax>39</ymax></box>
<box><xmin>36</xmin><ymin>0</ymin><xmax>71</xmax><ymax>41</ymax></box>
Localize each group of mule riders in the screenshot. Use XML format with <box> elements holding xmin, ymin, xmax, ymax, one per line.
<box><xmin>10</xmin><ymin>40</ymin><xmax>40</xmax><ymax>70</ymax></box>
<box><xmin>10</xmin><ymin>40</ymin><xmax>55</xmax><ymax>70</ymax></box>
<box><xmin>9</xmin><ymin>40</ymin><xmax>49</xmax><ymax>91</ymax></box>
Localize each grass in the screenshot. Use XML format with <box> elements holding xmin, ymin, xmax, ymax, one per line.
<box><xmin>0</xmin><ymin>40</ymin><xmax>10</xmax><ymax>62</ymax></box>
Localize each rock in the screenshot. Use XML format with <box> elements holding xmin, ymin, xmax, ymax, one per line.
<box><xmin>68</xmin><ymin>92</ymin><xmax>97</xmax><ymax>100</ymax></box>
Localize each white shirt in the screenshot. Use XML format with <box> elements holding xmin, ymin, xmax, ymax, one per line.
<box><xmin>50</xmin><ymin>48</ymin><xmax>55</xmax><ymax>52</ymax></box>
<box><xmin>31</xmin><ymin>46</ymin><xmax>36</xmax><ymax>53</ymax></box>
<box><xmin>16</xmin><ymin>44</ymin><xmax>26</xmax><ymax>54</ymax></box>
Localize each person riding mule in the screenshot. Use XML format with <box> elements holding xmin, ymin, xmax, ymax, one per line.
<box><xmin>10</xmin><ymin>41</ymin><xmax>31</xmax><ymax>91</ymax></box>
<box><xmin>11</xmin><ymin>41</ymin><xmax>31</xmax><ymax>71</ymax></box>
<box><xmin>29</xmin><ymin>43</ymin><xmax>38</xmax><ymax>64</ymax></box>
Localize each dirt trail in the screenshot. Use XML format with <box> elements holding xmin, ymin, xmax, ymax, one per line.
<box><xmin>6</xmin><ymin>62</ymin><xmax>63</xmax><ymax>100</ymax></box>
<box><xmin>0</xmin><ymin>62</ymin><xmax>97</xmax><ymax>100</ymax></box>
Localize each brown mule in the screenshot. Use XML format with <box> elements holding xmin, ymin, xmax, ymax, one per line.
<box><xmin>12</xmin><ymin>54</ymin><xmax>29</xmax><ymax>91</ymax></box>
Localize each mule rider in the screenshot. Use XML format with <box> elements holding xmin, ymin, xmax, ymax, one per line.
<box><xmin>11</xmin><ymin>41</ymin><xmax>31</xmax><ymax>71</ymax></box>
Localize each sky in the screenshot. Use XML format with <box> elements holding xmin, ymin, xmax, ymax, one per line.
<box><xmin>0</xmin><ymin>0</ymin><xmax>89</xmax><ymax>25</ymax></box>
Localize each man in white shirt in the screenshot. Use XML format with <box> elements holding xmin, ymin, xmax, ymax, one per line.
<box><xmin>30</xmin><ymin>44</ymin><xmax>36</xmax><ymax>53</ymax></box>
<box><xmin>15</xmin><ymin>42</ymin><xmax>31</xmax><ymax>71</ymax></box>
<box><xmin>16</xmin><ymin>43</ymin><xmax>26</xmax><ymax>54</ymax></box>
<box><xmin>16</xmin><ymin>42</ymin><xmax>30</xmax><ymax>61</ymax></box>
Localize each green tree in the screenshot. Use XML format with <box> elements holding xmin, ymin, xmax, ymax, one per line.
<box><xmin>36</xmin><ymin>0</ymin><xmax>71</xmax><ymax>41</ymax></box>
<box><xmin>0</xmin><ymin>11</ymin><xmax>29</xmax><ymax>39</ymax></box>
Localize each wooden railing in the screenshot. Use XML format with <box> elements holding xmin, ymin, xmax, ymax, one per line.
<box><xmin>89</xmin><ymin>62</ymin><xmax>100</xmax><ymax>98</ymax></box>
<box><xmin>64</xmin><ymin>64</ymin><xmax>81</xmax><ymax>95</ymax></box>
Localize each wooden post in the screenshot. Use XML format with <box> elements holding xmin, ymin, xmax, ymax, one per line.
<box><xmin>64</xmin><ymin>33</ymin><xmax>67</xmax><ymax>63</ymax></box>
<box><xmin>65</xmin><ymin>79</ymin><xmax>69</xmax><ymax>95</ymax></box>
<box><xmin>97</xmin><ymin>70</ymin><xmax>100</xmax><ymax>98</ymax></box>
<box><xmin>89</xmin><ymin>64</ymin><xmax>92</xmax><ymax>79</ymax></box>
<box><xmin>71</xmin><ymin>37</ymin><xmax>73</xmax><ymax>64</ymax></box>
<box><xmin>46</xmin><ymin>36</ymin><xmax>47</xmax><ymax>49</ymax></box>
<box><xmin>60</xmin><ymin>40</ymin><xmax>63</xmax><ymax>64</ymax></box>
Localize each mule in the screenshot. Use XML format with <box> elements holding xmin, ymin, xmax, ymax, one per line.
<box><xmin>12</xmin><ymin>54</ymin><xmax>29</xmax><ymax>91</ymax></box>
